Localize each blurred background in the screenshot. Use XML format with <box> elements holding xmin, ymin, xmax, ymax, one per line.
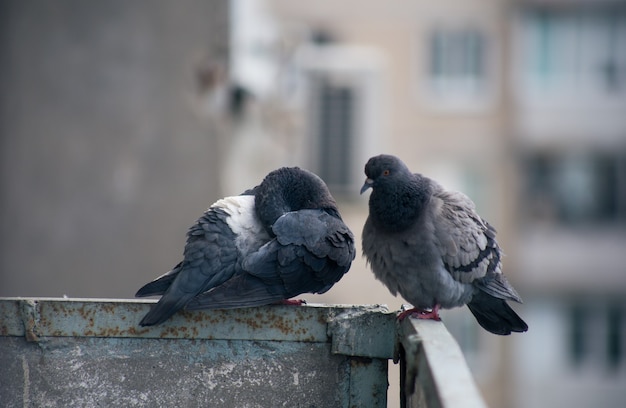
<box><xmin>1</xmin><ymin>0</ymin><xmax>625</xmax><ymax>407</ymax></box>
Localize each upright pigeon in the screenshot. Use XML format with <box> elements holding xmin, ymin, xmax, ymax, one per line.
<box><xmin>360</xmin><ymin>154</ymin><xmax>527</xmax><ymax>335</ymax></box>
<box><xmin>136</xmin><ymin>167</ymin><xmax>355</xmax><ymax>326</ymax></box>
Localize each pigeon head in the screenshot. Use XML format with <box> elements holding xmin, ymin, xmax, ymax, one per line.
<box><xmin>360</xmin><ymin>154</ymin><xmax>412</xmax><ymax>194</ymax></box>
<box><xmin>255</xmin><ymin>167</ymin><xmax>339</xmax><ymax>231</ymax></box>
<box><xmin>361</xmin><ymin>154</ymin><xmax>430</xmax><ymax>231</ymax></box>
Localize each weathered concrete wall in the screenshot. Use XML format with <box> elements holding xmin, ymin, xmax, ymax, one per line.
<box><xmin>0</xmin><ymin>299</ymin><xmax>491</xmax><ymax>408</ymax></box>
<box><xmin>0</xmin><ymin>0</ymin><xmax>228</xmax><ymax>298</ymax></box>
<box><xmin>2</xmin><ymin>337</ymin><xmax>356</xmax><ymax>407</ymax></box>
<box><xmin>0</xmin><ymin>299</ymin><xmax>393</xmax><ymax>407</ymax></box>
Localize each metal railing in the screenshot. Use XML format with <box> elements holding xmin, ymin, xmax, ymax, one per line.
<box><xmin>0</xmin><ymin>298</ymin><xmax>487</xmax><ymax>407</ymax></box>
<box><xmin>398</xmin><ymin>316</ymin><xmax>488</xmax><ymax>408</ymax></box>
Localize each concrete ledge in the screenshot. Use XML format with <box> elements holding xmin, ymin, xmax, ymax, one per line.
<box><xmin>0</xmin><ymin>298</ymin><xmax>394</xmax><ymax>407</ymax></box>
<box><xmin>1</xmin><ymin>298</ymin><xmax>488</xmax><ymax>408</ymax></box>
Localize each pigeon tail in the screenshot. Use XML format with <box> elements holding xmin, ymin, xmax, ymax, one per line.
<box><xmin>135</xmin><ymin>273</ymin><xmax>178</xmax><ymax>297</ymax></box>
<box><xmin>467</xmin><ymin>291</ymin><xmax>528</xmax><ymax>335</ymax></box>
<box><xmin>138</xmin><ymin>296</ymin><xmax>192</xmax><ymax>327</ymax></box>
<box><xmin>135</xmin><ymin>263</ymin><xmax>183</xmax><ymax>297</ymax></box>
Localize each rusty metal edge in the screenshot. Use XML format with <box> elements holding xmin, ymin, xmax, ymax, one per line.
<box><xmin>0</xmin><ymin>297</ymin><xmax>391</xmax><ymax>346</ymax></box>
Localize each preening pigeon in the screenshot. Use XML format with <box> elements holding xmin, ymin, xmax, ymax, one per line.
<box><xmin>135</xmin><ymin>167</ymin><xmax>355</xmax><ymax>326</ymax></box>
<box><xmin>360</xmin><ymin>154</ymin><xmax>527</xmax><ymax>335</ymax></box>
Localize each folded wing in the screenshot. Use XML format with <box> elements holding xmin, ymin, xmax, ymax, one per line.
<box><xmin>135</xmin><ymin>207</ymin><xmax>241</xmax><ymax>326</ymax></box>
<box><xmin>186</xmin><ymin>209</ymin><xmax>355</xmax><ymax>310</ymax></box>
<box><xmin>432</xmin><ymin>187</ymin><xmax>527</xmax><ymax>334</ymax></box>
<box><xmin>432</xmin><ymin>188</ymin><xmax>521</xmax><ymax>301</ymax></box>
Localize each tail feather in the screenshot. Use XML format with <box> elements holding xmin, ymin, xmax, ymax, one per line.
<box><xmin>467</xmin><ymin>291</ymin><xmax>528</xmax><ymax>335</ymax></box>
<box><xmin>135</xmin><ymin>264</ymin><xmax>182</xmax><ymax>298</ymax></box>
<box><xmin>139</xmin><ymin>295</ymin><xmax>192</xmax><ymax>327</ymax></box>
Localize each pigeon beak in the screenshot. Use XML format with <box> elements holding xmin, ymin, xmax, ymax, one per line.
<box><xmin>360</xmin><ymin>178</ymin><xmax>373</xmax><ymax>194</ymax></box>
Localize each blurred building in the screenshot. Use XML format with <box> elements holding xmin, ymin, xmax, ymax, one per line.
<box><xmin>509</xmin><ymin>1</ymin><xmax>626</xmax><ymax>407</ymax></box>
<box><xmin>255</xmin><ymin>0</ymin><xmax>626</xmax><ymax>407</ymax></box>
<box><xmin>0</xmin><ymin>0</ymin><xmax>230</xmax><ymax>297</ymax></box>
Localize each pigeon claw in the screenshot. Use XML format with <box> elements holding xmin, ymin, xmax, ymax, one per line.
<box><xmin>274</xmin><ymin>299</ymin><xmax>307</xmax><ymax>306</ymax></box>
<box><xmin>397</xmin><ymin>305</ymin><xmax>441</xmax><ymax>321</ymax></box>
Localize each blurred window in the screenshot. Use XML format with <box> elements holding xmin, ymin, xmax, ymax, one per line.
<box><xmin>428</xmin><ymin>28</ymin><xmax>487</xmax><ymax>97</ymax></box>
<box><xmin>298</xmin><ymin>45</ymin><xmax>383</xmax><ymax>196</ymax></box>
<box><xmin>568</xmin><ymin>300</ymin><xmax>625</xmax><ymax>372</ymax></box>
<box><xmin>569</xmin><ymin>302</ymin><xmax>587</xmax><ymax>367</ymax></box>
<box><xmin>314</xmin><ymin>77</ymin><xmax>354</xmax><ymax>191</ymax></box>
<box><xmin>607</xmin><ymin>303</ymin><xmax>623</xmax><ymax>370</ymax></box>
<box><xmin>523</xmin><ymin>151</ymin><xmax>626</xmax><ymax>225</ymax></box>
<box><xmin>521</xmin><ymin>9</ymin><xmax>626</xmax><ymax>96</ymax></box>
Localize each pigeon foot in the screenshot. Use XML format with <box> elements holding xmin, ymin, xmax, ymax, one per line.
<box><xmin>397</xmin><ymin>305</ymin><xmax>441</xmax><ymax>321</ymax></box>
<box><xmin>274</xmin><ymin>299</ymin><xmax>307</xmax><ymax>306</ymax></box>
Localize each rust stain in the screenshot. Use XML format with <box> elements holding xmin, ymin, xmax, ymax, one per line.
<box><xmin>317</xmin><ymin>312</ymin><xmax>329</xmax><ymax>326</ymax></box>
<box><xmin>24</xmin><ymin>323</ymin><xmax>38</xmax><ymax>342</ymax></box>
<box><xmin>157</xmin><ymin>325</ymin><xmax>197</xmax><ymax>339</ymax></box>
<box><xmin>185</xmin><ymin>310</ymin><xmax>221</xmax><ymax>324</ymax></box>
<box><xmin>162</xmin><ymin>327</ymin><xmax>180</xmax><ymax>338</ymax></box>
<box><xmin>349</xmin><ymin>356</ymin><xmax>373</xmax><ymax>367</ymax></box>
<box><xmin>124</xmin><ymin>326</ymin><xmax>149</xmax><ymax>336</ymax></box>
<box><xmin>76</xmin><ymin>304</ymin><xmax>99</xmax><ymax>325</ymax></box>
<box><xmin>100</xmin><ymin>303</ymin><xmax>116</xmax><ymax>314</ymax></box>
<box><xmin>8</xmin><ymin>300</ymin><xmax>330</xmax><ymax>341</ymax></box>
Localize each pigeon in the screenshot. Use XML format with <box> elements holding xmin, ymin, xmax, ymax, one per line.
<box><xmin>360</xmin><ymin>154</ymin><xmax>527</xmax><ymax>335</ymax></box>
<box><xmin>135</xmin><ymin>167</ymin><xmax>355</xmax><ymax>326</ymax></box>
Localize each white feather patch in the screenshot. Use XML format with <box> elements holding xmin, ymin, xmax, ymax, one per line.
<box><xmin>211</xmin><ymin>195</ymin><xmax>270</xmax><ymax>253</ymax></box>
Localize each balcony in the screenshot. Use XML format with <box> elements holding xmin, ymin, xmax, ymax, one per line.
<box><xmin>0</xmin><ymin>298</ymin><xmax>487</xmax><ymax>407</ymax></box>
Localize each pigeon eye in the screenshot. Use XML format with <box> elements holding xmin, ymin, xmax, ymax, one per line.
<box><xmin>383</xmin><ymin>170</ymin><xmax>390</xmax><ymax>176</ymax></box>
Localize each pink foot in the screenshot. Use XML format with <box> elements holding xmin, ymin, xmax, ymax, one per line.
<box><xmin>397</xmin><ymin>305</ymin><xmax>441</xmax><ymax>321</ymax></box>
<box><xmin>274</xmin><ymin>299</ymin><xmax>307</xmax><ymax>306</ymax></box>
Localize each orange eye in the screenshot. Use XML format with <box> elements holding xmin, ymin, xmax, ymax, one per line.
<box><xmin>383</xmin><ymin>169</ymin><xmax>390</xmax><ymax>176</ymax></box>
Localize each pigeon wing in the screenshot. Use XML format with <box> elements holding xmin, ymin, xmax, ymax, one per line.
<box><xmin>185</xmin><ymin>209</ymin><xmax>355</xmax><ymax>309</ymax></box>
<box><xmin>136</xmin><ymin>206</ymin><xmax>241</xmax><ymax>326</ymax></box>
<box><xmin>270</xmin><ymin>209</ymin><xmax>355</xmax><ymax>293</ymax></box>
<box><xmin>431</xmin><ymin>187</ymin><xmax>522</xmax><ymax>303</ymax></box>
